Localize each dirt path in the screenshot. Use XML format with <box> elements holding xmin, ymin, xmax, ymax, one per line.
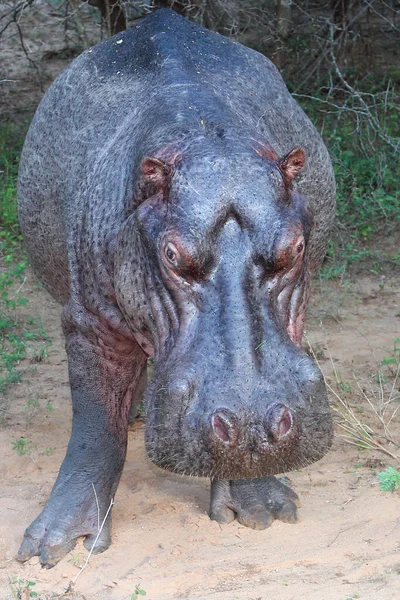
<box><xmin>0</xmin><ymin>269</ymin><xmax>399</xmax><ymax>600</ymax></box>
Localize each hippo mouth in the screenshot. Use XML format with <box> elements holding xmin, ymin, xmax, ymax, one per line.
<box><xmin>144</xmin><ymin>399</ymin><xmax>333</xmax><ymax>480</ymax></box>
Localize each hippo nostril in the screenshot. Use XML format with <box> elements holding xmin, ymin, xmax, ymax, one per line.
<box><xmin>277</xmin><ymin>409</ymin><xmax>292</xmax><ymax>437</ymax></box>
<box><xmin>211</xmin><ymin>410</ymin><xmax>237</xmax><ymax>445</ymax></box>
<box><xmin>267</xmin><ymin>404</ymin><xmax>293</xmax><ymax>442</ymax></box>
<box><xmin>212</xmin><ymin>415</ymin><xmax>230</xmax><ymax>442</ymax></box>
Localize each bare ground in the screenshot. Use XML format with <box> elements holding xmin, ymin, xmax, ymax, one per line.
<box><xmin>0</xmin><ymin>268</ymin><xmax>399</xmax><ymax>600</ymax></box>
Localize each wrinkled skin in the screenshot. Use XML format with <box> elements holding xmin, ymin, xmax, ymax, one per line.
<box><xmin>17</xmin><ymin>9</ymin><xmax>335</xmax><ymax>568</ymax></box>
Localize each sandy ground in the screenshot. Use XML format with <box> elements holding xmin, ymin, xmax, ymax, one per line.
<box><xmin>0</xmin><ymin>268</ymin><xmax>399</xmax><ymax>600</ymax></box>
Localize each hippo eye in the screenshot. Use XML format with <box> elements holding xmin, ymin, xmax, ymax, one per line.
<box><xmin>164</xmin><ymin>242</ymin><xmax>179</xmax><ymax>266</ymax></box>
<box><xmin>166</xmin><ymin>247</ymin><xmax>175</xmax><ymax>261</ymax></box>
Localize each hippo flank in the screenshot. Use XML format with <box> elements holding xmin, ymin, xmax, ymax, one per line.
<box><xmin>17</xmin><ymin>9</ymin><xmax>335</xmax><ymax>568</ymax></box>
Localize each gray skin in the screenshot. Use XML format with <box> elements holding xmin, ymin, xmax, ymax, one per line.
<box><xmin>17</xmin><ymin>9</ymin><xmax>335</xmax><ymax>568</ymax></box>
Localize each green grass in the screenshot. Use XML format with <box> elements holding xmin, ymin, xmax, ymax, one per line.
<box><xmin>331</xmin><ymin>136</ymin><xmax>399</xmax><ymax>239</ymax></box>
<box><xmin>0</xmin><ymin>125</ymin><xmax>53</xmax><ymax>419</ymax></box>
<box><xmin>0</xmin><ymin>125</ymin><xmax>24</xmax><ymax>256</ymax></box>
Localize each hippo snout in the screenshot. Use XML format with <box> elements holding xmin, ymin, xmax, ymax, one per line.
<box><xmin>145</xmin><ymin>360</ymin><xmax>333</xmax><ymax>480</ymax></box>
<box><xmin>211</xmin><ymin>403</ymin><xmax>295</xmax><ymax>447</ymax></box>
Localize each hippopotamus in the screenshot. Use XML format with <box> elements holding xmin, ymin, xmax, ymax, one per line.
<box><xmin>17</xmin><ymin>8</ymin><xmax>335</xmax><ymax>568</ymax></box>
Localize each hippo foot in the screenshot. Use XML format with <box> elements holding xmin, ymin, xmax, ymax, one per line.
<box><xmin>209</xmin><ymin>476</ymin><xmax>299</xmax><ymax>530</ymax></box>
<box><xmin>17</xmin><ymin>486</ymin><xmax>112</xmax><ymax>568</ymax></box>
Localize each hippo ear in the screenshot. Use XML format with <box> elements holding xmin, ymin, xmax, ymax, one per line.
<box><xmin>141</xmin><ymin>157</ymin><xmax>172</xmax><ymax>189</ymax></box>
<box><xmin>134</xmin><ymin>157</ymin><xmax>173</xmax><ymax>206</ymax></box>
<box><xmin>277</xmin><ymin>147</ymin><xmax>306</xmax><ymax>186</ymax></box>
<box><xmin>252</xmin><ymin>139</ymin><xmax>279</xmax><ymax>161</ymax></box>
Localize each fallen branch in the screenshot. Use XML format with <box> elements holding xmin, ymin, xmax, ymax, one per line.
<box><xmin>307</xmin><ymin>339</ymin><xmax>400</xmax><ymax>466</ymax></box>
<box><xmin>65</xmin><ymin>489</ymin><xmax>114</xmax><ymax>592</ymax></box>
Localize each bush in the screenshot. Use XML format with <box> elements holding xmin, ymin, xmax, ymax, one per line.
<box><xmin>293</xmin><ymin>73</ymin><xmax>400</xmax><ymax>273</ymax></box>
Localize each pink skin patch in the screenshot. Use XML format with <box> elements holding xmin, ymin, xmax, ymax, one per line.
<box><xmin>276</xmin><ymin>409</ymin><xmax>292</xmax><ymax>438</ymax></box>
<box><xmin>288</xmin><ymin>309</ymin><xmax>306</xmax><ymax>347</ymax></box>
<box><xmin>212</xmin><ymin>414</ymin><xmax>231</xmax><ymax>443</ymax></box>
<box><xmin>251</xmin><ymin>139</ymin><xmax>279</xmax><ymax>161</ymax></box>
<box><xmin>271</xmin><ymin>228</ymin><xmax>307</xmax><ymax>347</ymax></box>
<box><xmin>133</xmin><ymin>330</ymin><xmax>155</xmax><ymax>358</ymax></box>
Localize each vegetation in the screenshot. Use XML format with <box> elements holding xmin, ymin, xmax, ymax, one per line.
<box><xmin>11</xmin><ymin>437</ymin><xmax>33</xmax><ymax>456</ymax></box>
<box><xmin>9</xmin><ymin>575</ymin><xmax>38</xmax><ymax>599</ymax></box>
<box><xmin>0</xmin><ymin>125</ymin><xmax>54</xmax><ymax>419</ymax></box>
<box><xmin>131</xmin><ymin>585</ymin><xmax>147</xmax><ymax>600</ymax></box>
<box><xmin>308</xmin><ymin>336</ymin><xmax>400</xmax><ymax>469</ymax></box>
<box><xmin>292</xmin><ymin>72</ymin><xmax>400</xmax><ymax>278</ymax></box>
<box><xmin>377</xmin><ymin>467</ymin><xmax>400</xmax><ymax>492</ymax></box>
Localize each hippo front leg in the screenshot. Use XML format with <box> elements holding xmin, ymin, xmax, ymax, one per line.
<box><xmin>209</xmin><ymin>477</ymin><xmax>299</xmax><ymax>530</ymax></box>
<box><xmin>17</xmin><ymin>309</ymin><xmax>147</xmax><ymax>568</ymax></box>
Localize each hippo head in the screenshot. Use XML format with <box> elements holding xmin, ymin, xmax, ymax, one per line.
<box><xmin>115</xmin><ymin>140</ymin><xmax>333</xmax><ymax>479</ymax></box>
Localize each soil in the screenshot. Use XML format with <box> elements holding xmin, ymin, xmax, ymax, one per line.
<box><xmin>0</xmin><ymin>268</ymin><xmax>399</xmax><ymax>600</ymax></box>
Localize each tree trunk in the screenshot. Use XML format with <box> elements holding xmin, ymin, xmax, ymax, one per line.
<box><xmin>88</xmin><ymin>0</ymin><xmax>126</xmax><ymax>36</ymax></box>
<box><xmin>275</xmin><ymin>0</ymin><xmax>292</xmax><ymax>69</ymax></box>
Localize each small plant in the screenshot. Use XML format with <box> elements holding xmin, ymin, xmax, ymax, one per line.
<box><xmin>24</xmin><ymin>397</ymin><xmax>40</xmax><ymax>412</ymax></box>
<box><xmin>9</xmin><ymin>575</ymin><xmax>38</xmax><ymax>598</ymax></box>
<box><xmin>24</xmin><ymin>397</ymin><xmax>40</xmax><ymax>423</ymax></box>
<box><xmin>377</xmin><ymin>467</ymin><xmax>400</xmax><ymax>492</ymax></box>
<box><xmin>68</xmin><ymin>552</ymin><xmax>84</xmax><ymax>568</ymax></box>
<box><xmin>12</xmin><ymin>438</ymin><xmax>33</xmax><ymax>456</ymax></box>
<box><xmin>131</xmin><ymin>584</ymin><xmax>147</xmax><ymax>599</ymax></box>
<box><xmin>43</xmin><ymin>447</ymin><xmax>55</xmax><ymax>456</ymax></box>
<box><xmin>380</xmin><ymin>338</ymin><xmax>400</xmax><ymax>377</ymax></box>
<box><xmin>332</xmin><ymin>364</ymin><xmax>352</xmax><ymax>393</ymax></box>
